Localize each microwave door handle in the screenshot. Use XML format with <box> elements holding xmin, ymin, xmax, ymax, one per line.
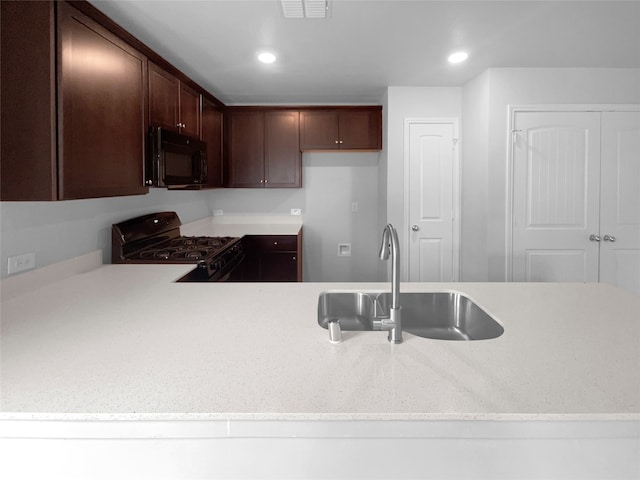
<box><xmin>198</xmin><ymin>151</ymin><xmax>208</xmax><ymax>184</ymax></box>
<box><xmin>202</xmin><ymin>157</ymin><xmax>208</xmax><ymax>184</ymax></box>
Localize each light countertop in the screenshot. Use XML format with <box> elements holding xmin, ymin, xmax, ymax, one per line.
<box><xmin>181</xmin><ymin>214</ymin><xmax>303</xmax><ymax>237</ymax></box>
<box><xmin>1</xmin><ymin>259</ymin><xmax>639</xmax><ymax>421</ymax></box>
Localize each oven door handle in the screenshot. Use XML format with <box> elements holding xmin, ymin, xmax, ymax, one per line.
<box><xmin>212</xmin><ymin>252</ymin><xmax>244</xmax><ymax>282</ymax></box>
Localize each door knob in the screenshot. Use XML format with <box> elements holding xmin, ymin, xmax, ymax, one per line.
<box><xmin>411</xmin><ymin>225</ymin><xmax>419</xmax><ymax>232</ymax></box>
<box><xmin>603</xmin><ymin>234</ymin><xmax>616</xmax><ymax>242</ymax></box>
<box><xmin>589</xmin><ymin>234</ymin><xmax>601</xmax><ymax>242</ymax></box>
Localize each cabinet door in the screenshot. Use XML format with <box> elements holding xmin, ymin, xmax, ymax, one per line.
<box><xmin>227</xmin><ymin>110</ymin><xmax>264</xmax><ymax>187</ymax></box>
<box><xmin>246</xmin><ymin>235</ymin><xmax>300</xmax><ymax>282</ymax></box>
<box><xmin>339</xmin><ymin>109</ymin><xmax>382</xmax><ymax>150</ymax></box>
<box><xmin>57</xmin><ymin>2</ymin><xmax>148</xmax><ymax>199</ymax></box>
<box><xmin>1</xmin><ymin>1</ymin><xmax>57</xmax><ymax>200</ymax></box>
<box><xmin>201</xmin><ymin>97</ymin><xmax>223</xmax><ymax>188</ymax></box>
<box><xmin>261</xmin><ymin>252</ymin><xmax>298</xmax><ymax>281</ymax></box>
<box><xmin>265</xmin><ymin>111</ymin><xmax>301</xmax><ymax>187</ymax></box>
<box><xmin>179</xmin><ymin>82</ymin><xmax>201</xmax><ymax>138</ymax></box>
<box><xmin>149</xmin><ymin>62</ymin><xmax>179</xmax><ymax>132</ymax></box>
<box><xmin>300</xmin><ymin>110</ymin><xmax>340</xmax><ymax>150</ymax></box>
<box><xmin>300</xmin><ymin>108</ymin><xmax>382</xmax><ymax>151</ymax></box>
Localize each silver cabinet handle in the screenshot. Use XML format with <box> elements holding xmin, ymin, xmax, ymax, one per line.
<box><xmin>589</xmin><ymin>234</ymin><xmax>601</xmax><ymax>242</ymax></box>
<box><xmin>411</xmin><ymin>225</ymin><xmax>419</xmax><ymax>232</ymax></box>
<box><xmin>603</xmin><ymin>234</ymin><xmax>616</xmax><ymax>242</ymax></box>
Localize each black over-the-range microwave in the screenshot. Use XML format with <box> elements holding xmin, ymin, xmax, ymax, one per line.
<box><xmin>146</xmin><ymin>126</ymin><xmax>207</xmax><ymax>188</ymax></box>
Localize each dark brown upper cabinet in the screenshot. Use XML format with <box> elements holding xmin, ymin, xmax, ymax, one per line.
<box><xmin>201</xmin><ymin>97</ymin><xmax>224</xmax><ymax>188</ymax></box>
<box><xmin>300</xmin><ymin>107</ymin><xmax>382</xmax><ymax>151</ymax></box>
<box><xmin>149</xmin><ymin>62</ymin><xmax>201</xmax><ymax>139</ymax></box>
<box><xmin>226</xmin><ymin>108</ymin><xmax>301</xmax><ymax>188</ymax></box>
<box><xmin>1</xmin><ymin>1</ymin><xmax>149</xmax><ymax>200</ymax></box>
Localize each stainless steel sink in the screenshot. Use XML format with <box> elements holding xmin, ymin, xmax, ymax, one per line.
<box><xmin>317</xmin><ymin>291</ymin><xmax>504</xmax><ymax>341</ymax></box>
<box><xmin>377</xmin><ymin>292</ymin><xmax>503</xmax><ymax>340</ymax></box>
<box><xmin>317</xmin><ymin>292</ymin><xmax>375</xmax><ymax>330</ymax></box>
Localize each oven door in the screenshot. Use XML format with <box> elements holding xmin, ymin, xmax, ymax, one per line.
<box><xmin>177</xmin><ymin>251</ymin><xmax>245</xmax><ymax>283</ymax></box>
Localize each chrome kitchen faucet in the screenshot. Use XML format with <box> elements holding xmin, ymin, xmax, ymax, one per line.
<box><xmin>377</xmin><ymin>224</ymin><xmax>403</xmax><ymax>344</ymax></box>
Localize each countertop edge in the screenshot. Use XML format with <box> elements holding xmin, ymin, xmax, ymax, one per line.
<box><xmin>2</xmin><ymin>412</ymin><xmax>639</xmax><ymax>422</ymax></box>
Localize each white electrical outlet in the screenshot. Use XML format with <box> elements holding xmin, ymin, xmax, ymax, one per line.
<box><xmin>351</xmin><ymin>202</ymin><xmax>359</xmax><ymax>213</ymax></box>
<box><xmin>290</xmin><ymin>208</ymin><xmax>301</xmax><ymax>216</ymax></box>
<box><xmin>213</xmin><ymin>209</ymin><xmax>224</xmax><ymax>216</ymax></box>
<box><xmin>7</xmin><ymin>252</ymin><xmax>36</xmax><ymax>275</ymax></box>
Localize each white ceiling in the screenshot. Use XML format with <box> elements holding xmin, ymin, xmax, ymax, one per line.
<box><xmin>89</xmin><ymin>0</ymin><xmax>640</xmax><ymax>105</ymax></box>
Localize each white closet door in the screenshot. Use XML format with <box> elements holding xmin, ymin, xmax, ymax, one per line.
<box><xmin>599</xmin><ymin>111</ymin><xmax>640</xmax><ymax>293</ymax></box>
<box><xmin>512</xmin><ymin>112</ymin><xmax>601</xmax><ymax>282</ymax></box>
<box><xmin>407</xmin><ymin>121</ymin><xmax>456</xmax><ymax>282</ymax></box>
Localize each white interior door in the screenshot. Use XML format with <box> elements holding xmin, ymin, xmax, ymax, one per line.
<box><xmin>599</xmin><ymin>111</ymin><xmax>640</xmax><ymax>293</ymax></box>
<box><xmin>407</xmin><ymin>121</ymin><xmax>458</xmax><ymax>282</ymax></box>
<box><xmin>512</xmin><ymin>112</ymin><xmax>601</xmax><ymax>282</ymax></box>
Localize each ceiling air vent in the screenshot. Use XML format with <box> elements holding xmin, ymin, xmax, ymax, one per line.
<box><xmin>281</xmin><ymin>0</ymin><xmax>328</xmax><ymax>19</ymax></box>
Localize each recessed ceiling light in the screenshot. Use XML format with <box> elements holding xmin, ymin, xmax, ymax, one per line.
<box><xmin>448</xmin><ymin>51</ymin><xmax>468</xmax><ymax>64</ymax></box>
<box><xmin>257</xmin><ymin>52</ymin><xmax>277</xmax><ymax>64</ymax></box>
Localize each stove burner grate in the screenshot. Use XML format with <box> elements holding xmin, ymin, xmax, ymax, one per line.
<box><xmin>129</xmin><ymin>236</ymin><xmax>238</xmax><ymax>262</ymax></box>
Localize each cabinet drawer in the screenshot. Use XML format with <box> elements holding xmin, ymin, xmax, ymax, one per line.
<box><xmin>250</xmin><ymin>235</ymin><xmax>297</xmax><ymax>252</ymax></box>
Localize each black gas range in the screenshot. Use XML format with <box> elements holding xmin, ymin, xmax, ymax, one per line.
<box><xmin>111</xmin><ymin>212</ymin><xmax>244</xmax><ymax>282</ymax></box>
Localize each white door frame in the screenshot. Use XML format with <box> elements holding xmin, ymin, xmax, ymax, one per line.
<box><xmin>403</xmin><ymin>118</ymin><xmax>461</xmax><ymax>282</ymax></box>
<box><xmin>506</xmin><ymin>104</ymin><xmax>640</xmax><ymax>281</ymax></box>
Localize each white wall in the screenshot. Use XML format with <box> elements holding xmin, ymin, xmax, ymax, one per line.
<box><xmin>480</xmin><ymin>67</ymin><xmax>640</xmax><ymax>280</ymax></box>
<box><xmin>0</xmin><ymin>189</ymin><xmax>211</xmax><ymax>279</ymax></box>
<box><xmin>203</xmin><ymin>187</ymin><xmax>305</xmax><ymax>215</ymax></box>
<box><xmin>460</xmin><ymin>71</ymin><xmax>490</xmax><ymax>281</ymax></box>
<box><xmin>384</xmin><ymin>87</ymin><xmax>462</xmax><ymax>280</ymax></box>
<box><xmin>302</xmin><ymin>152</ymin><xmax>380</xmax><ymax>282</ymax></box>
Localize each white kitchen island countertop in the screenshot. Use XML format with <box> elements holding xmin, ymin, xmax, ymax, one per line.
<box><xmin>1</xmin><ymin>261</ymin><xmax>639</xmax><ymax>422</ymax></box>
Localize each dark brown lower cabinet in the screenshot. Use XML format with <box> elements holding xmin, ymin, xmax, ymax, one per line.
<box><xmin>232</xmin><ymin>233</ymin><xmax>302</xmax><ymax>282</ymax></box>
